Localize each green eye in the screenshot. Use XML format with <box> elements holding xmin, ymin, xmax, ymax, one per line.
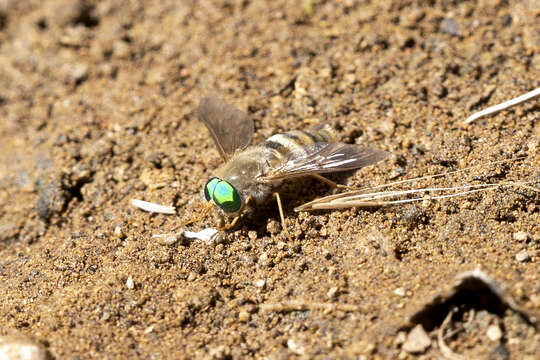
<box><xmin>204</xmin><ymin>177</ymin><xmax>220</xmax><ymax>201</ymax></box>
<box><xmin>213</xmin><ymin>180</ymin><xmax>242</xmax><ymax>213</ymax></box>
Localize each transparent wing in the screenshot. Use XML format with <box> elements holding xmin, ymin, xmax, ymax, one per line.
<box><xmin>259</xmin><ymin>142</ymin><xmax>388</xmax><ymax>182</ymax></box>
<box><xmin>198</xmin><ymin>96</ymin><xmax>254</xmax><ymax>161</ymax></box>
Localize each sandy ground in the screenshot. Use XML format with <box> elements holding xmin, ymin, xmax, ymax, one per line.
<box><xmin>0</xmin><ymin>0</ymin><xmax>538</xmax><ymax>358</ymax></box>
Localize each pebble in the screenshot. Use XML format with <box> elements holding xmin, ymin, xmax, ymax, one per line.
<box><xmin>402</xmin><ymin>324</ymin><xmax>431</xmax><ymax>354</ymax></box>
<box><xmin>254</xmin><ymin>279</ymin><xmax>266</xmax><ymax>289</ymax></box>
<box><xmin>327</xmin><ymin>287</ymin><xmax>338</xmax><ymax>299</ymax></box>
<box><xmin>126</xmin><ymin>275</ymin><xmax>134</xmax><ymax>290</ymax></box>
<box><xmin>440</xmin><ymin>18</ymin><xmax>460</xmax><ymax>36</ymax></box>
<box><xmin>515</xmin><ymin>249</ymin><xmax>530</xmax><ymax>262</ymax></box>
<box><xmin>266</xmin><ymin>220</ymin><xmax>281</xmax><ymax>235</ymax></box>
<box><xmin>394</xmin><ymin>331</ymin><xmax>406</xmax><ymax>345</ymax></box>
<box><xmin>154</xmin><ymin>233</ymin><xmax>180</xmax><ymax>245</ymax></box>
<box><xmin>513</xmin><ymin>231</ymin><xmax>529</xmax><ymax>242</ymax></box>
<box><xmin>70</xmin><ymin>62</ymin><xmax>88</xmax><ymax>83</ymax></box>
<box><xmin>248</xmin><ymin>231</ymin><xmax>257</xmax><ymax>241</ymax></box>
<box><xmin>486</xmin><ymin>324</ymin><xmax>503</xmax><ymax>341</ymax></box>
<box><xmin>287</xmin><ymin>339</ymin><xmax>306</xmax><ymax>355</ymax></box>
<box><xmin>238</xmin><ymin>310</ymin><xmax>250</xmax><ymax>322</ymax></box>
<box><xmin>258</xmin><ymin>252</ymin><xmax>271</xmax><ymax>266</ymax></box>
<box><xmin>113</xmin><ymin>40</ymin><xmax>131</xmax><ymax>59</ymax></box>
<box><xmin>36</xmin><ymin>180</ymin><xmax>68</xmax><ymax>221</ymax></box>
<box><xmin>113</xmin><ymin>225</ymin><xmax>125</xmax><ymax>239</ymax></box>
<box><xmin>0</xmin><ymin>334</ymin><xmax>47</xmax><ymax>360</ymax></box>
<box><xmin>394</xmin><ymin>287</ymin><xmax>406</xmax><ymax>297</ymax></box>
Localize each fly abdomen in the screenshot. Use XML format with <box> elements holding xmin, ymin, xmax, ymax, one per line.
<box><xmin>262</xmin><ymin>127</ymin><xmax>335</xmax><ymax>159</ymax></box>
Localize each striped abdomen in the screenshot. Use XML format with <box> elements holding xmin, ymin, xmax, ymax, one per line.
<box><xmin>260</xmin><ymin>127</ymin><xmax>336</xmax><ymax>163</ymax></box>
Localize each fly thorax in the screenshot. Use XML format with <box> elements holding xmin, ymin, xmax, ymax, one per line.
<box><xmin>215</xmin><ymin>150</ymin><xmax>272</xmax><ymax>205</ymax></box>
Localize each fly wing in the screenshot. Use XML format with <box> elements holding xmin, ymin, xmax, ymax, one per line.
<box><xmin>198</xmin><ymin>96</ymin><xmax>254</xmax><ymax>161</ymax></box>
<box><xmin>259</xmin><ymin>142</ymin><xmax>388</xmax><ymax>182</ymax></box>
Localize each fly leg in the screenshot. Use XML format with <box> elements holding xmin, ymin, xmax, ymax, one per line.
<box><xmin>218</xmin><ymin>215</ymin><xmax>240</xmax><ymax>231</ymax></box>
<box><xmin>273</xmin><ymin>192</ymin><xmax>291</xmax><ymax>240</ymax></box>
<box><xmin>311</xmin><ymin>174</ymin><xmax>350</xmax><ymax>189</ymax></box>
<box><xmin>218</xmin><ymin>195</ymin><xmax>254</xmax><ymax>232</ymax></box>
<box><xmin>183</xmin><ymin>202</ymin><xmax>213</xmax><ymax>226</ymax></box>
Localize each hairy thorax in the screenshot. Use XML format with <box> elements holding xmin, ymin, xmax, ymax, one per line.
<box><xmin>214</xmin><ymin>146</ymin><xmax>278</xmax><ymax>206</ymax></box>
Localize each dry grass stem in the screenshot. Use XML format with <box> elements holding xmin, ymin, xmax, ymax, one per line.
<box><xmin>437</xmin><ymin>308</ymin><xmax>475</xmax><ymax>360</ymax></box>
<box><xmin>259</xmin><ymin>301</ymin><xmax>364</xmax><ymax>313</ymax></box>
<box><xmin>296</xmin><ymin>157</ymin><xmax>537</xmax><ymax>211</ymax></box>
<box><xmin>463</xmin><ymin>87</ymin><xmax>540</xmax><ymax>124</ymax></box>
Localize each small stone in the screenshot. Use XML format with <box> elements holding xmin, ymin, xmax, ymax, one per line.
<box><xmin>394</xmin><ymin>287</ymin><xmax>406</xmax><ymax>297</ymax></box>
<box><xmin>486</xmin><ymin>324</ymin><xmax>503</xmax><ymax>341</ymax></box>
<box><xmin>394</xmin><ymin>331</ymin><xmax>407</xmax><ymax>345</ymax></box>
<box><xmin>71</xmin><ymin>62</ymin><xmax>88</xmax><ymax>83</ymax></box>
<box><xmin>155</xmin><ymin>233</ymin><xmax>181</xmax><ymax>245</ymax></box>
<box><xmin>530</xmin><ymin>293</ymin><xmax>540</xmax><ymax>308</ymax></box>
<box><xmin>287</xmin><ymin>339</ymin><xmax>306</xmax><ymax>355</ymax></box>
<box><xmin>179</xmin><ymin>68</ymin><xmax>190</xmax><ymax>79</ymax></box>
<box><xmin>113</xmin><ymin>225</ymin><xmax>125</xmax><ymax>239</ymax></box>
<box><xmin>248</xmin><ymin>231</ymin><xmax>257</xmax><ymax>241</ymax></box>
<box><xmin>402</xmin><ymin>324</ymin><xmax>431</xmax><ymax>354</ymax></box>
<box><xmin>126</xmin><ymin>275</ymin><xmax>134</xmax><ymax>289</ymax></box>
<box><xmin>145</xmin><ymin>67</ymin><xmax>167</xmax><ymax>85</ymax></box>
<box><xmin>515</xmin><ymin>249</ymin><xmax>530</xmax><ymax>262</ymax></box>
<box><xmin>277</xmin><ymin>241</ymin><xmax>287</xmax><ymax>250</ymax></box>
<box><xmin>113</xmin><ymin>40</ymin><xmax>131</xmax><ymax>59</ymax></box>
<box><xmin>238</xmin><ymin>310</ymin><xmax>250</xmax><ymax>322</ymax></box>
<box><xmin>267</xmin><ymin>220</ymin><xmax>281</xmax><ymax>235</ymax></box>
<box><xmin>0</xmin><ymin>334</ymin><xmax>47</xmax><ymax>360</ymax></box>
<box><xmin>327</xmin><ymin>287</ymin><xmax>338</xmax><ymax>299</ymax></box>
<box><xmin>259</xmin><ymin>252</ymin><xmax>271</xmax><ymax>266</ymax></box>
<box><xmin>254</xmin><ymin>279</ymin><xmax>266</xmax><ymax>289</ymax></box>
<box><xmin>208</xmin><ymin>345</ymin><xmax>229</xmax><ymax>359</ymax></box>
<box><xmin>513</xmin><ymin>231</ymin><xmax>529</xmax><ymax>241</ymax></box>
<box><xmin>440</xmin><ymin>18</ymin><xmax>460</xmax><ymax>36</ymax></box>
<box><xmin>36</xmin><ymin>180</ymin><xmax>69</xmax><ymax>221</ymax></box>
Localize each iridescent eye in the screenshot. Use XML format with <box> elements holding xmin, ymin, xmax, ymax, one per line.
<box><xmin>204</xmin><ymin>177</ymin><xmax>220</xmax><ymax>201</ymax></box>
<box><xmin>212</xmin><ymin>180</ymin><xmax>242</xmax><ymax>213</ymax></box>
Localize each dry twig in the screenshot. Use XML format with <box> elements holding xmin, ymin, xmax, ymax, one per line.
<box><xmin>438</xmin><ymin>308</ymin><xmax>478</xmax><ymax>360</ymax></box>
<box><xmin>259</xmin><ymin>301</ymin><xmax>365</xmax><ymax>313</ymax></box>
<box><xmin>463</xmin><ymin>87</ymin><xmax>540</xmax><ymax>124</ymax></box>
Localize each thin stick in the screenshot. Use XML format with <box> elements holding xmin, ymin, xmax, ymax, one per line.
<box><xmin>438</xmin><ymin>308</ymin><xmax>473</xmax><ymax>360</ymax></box>
<box><xmin>463</xmin><ymin>87</ymin><xmax>540</xmax><ymax>124</ymax></box>
<box><xmin>296</xmin><ymin>181</ymin><xmax>536</xmax><ymax>211</ymax></box>
<box><xmin>259</xmin><ymin>300</ymin><xmax>365</xmax><ymax>313</ymax></box>
<box><xmin>354</xmin><ymin>157</ymin><xmax>526</xmax><ymax>194</ymax></box>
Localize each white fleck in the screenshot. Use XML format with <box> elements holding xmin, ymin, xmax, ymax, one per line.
<box><xmin>327</xmin><ymin>287</ymin><xmax>339</xmax><ymax>299</ymax></box>
<box><xmin>394</xmin><ymin>287</ymin><xmax>406</xmax><ymax>297</ymax></box>
<box><xmin>131</xmin><ymin>199</ymin><xmax>175</xmax><ymax>214</ymax></box>
<box><xmin>184</xmin><ymin>228</ymin><xmax>218</xmax><ymax>242</ymax></box>
<box><xmin>513</xmin><ymin>231</ymin><xmax>529</xmax><ymax>241</ymax></box>
<box><xmin>254</xmin><ymin>279</ymin><xmax>266</xmax><ymax>288</ymax></box>
<box><xmin>126</xmin><ymin>275</ymin><xmax>134</xmax><ymax>289</ymax></box>
<box><xmin>152</xmin><ymin>228</ymin><xmax>220</xmax><ymax>246</ymax></box>
<box><xmin>287</xmin><ymin>339</ymin><xmax>306</xmax><ymax>355</ymax></box>
<box><xmin>152</xmin><ymin>233</ymin><xmax>181</xmax><ymax>245</ymax></box>
<box><xmin>486</xmin><ymin>324</ymin><xmax>503</xmax><ymax>341</ymax></box>
<box><xmin>515</xmin><ymin>249</ymin><xmax>530</xmax><ymax>262</ymax></box>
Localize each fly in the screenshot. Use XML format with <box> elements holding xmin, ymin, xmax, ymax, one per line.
<box><xmin>194</xmin><ymin>96</ymin><xmax>388</xmax><ymax>232</ymax></box>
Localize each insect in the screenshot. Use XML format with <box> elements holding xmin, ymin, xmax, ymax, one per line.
<box><xmin>196</xmin><ymin>96</ymin><xmax>388</xmax><ymax>232</ymax></box>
